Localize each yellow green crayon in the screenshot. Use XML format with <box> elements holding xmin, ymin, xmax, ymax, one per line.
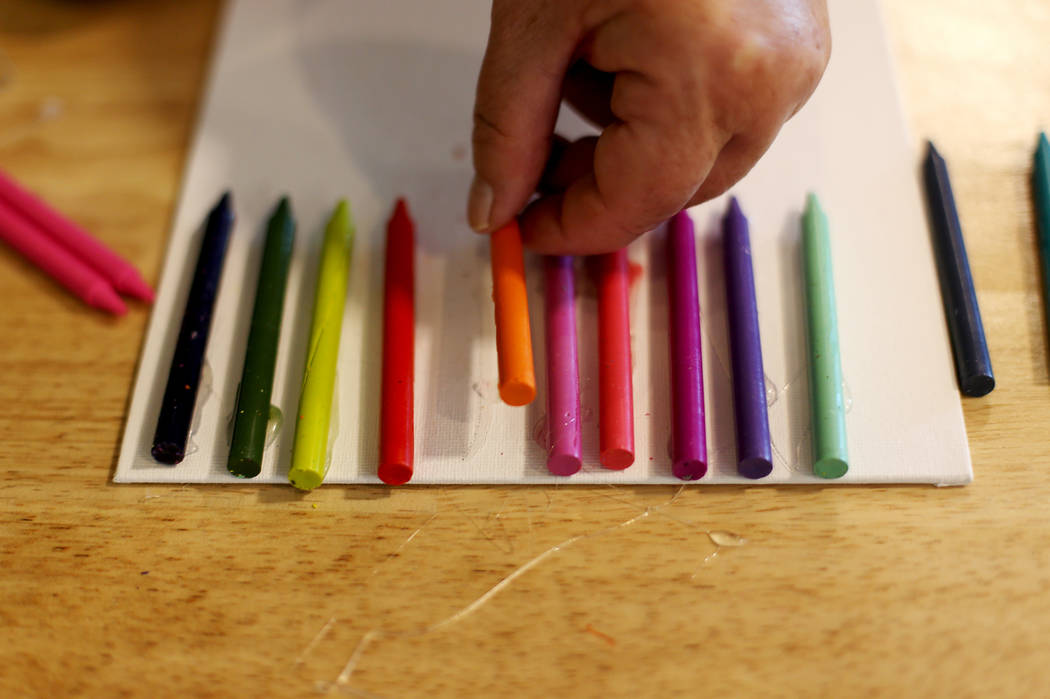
<box><xmin>288</xmin><ymin>200</ymin><xmax>354</xmax><ymax>490</ymax></box>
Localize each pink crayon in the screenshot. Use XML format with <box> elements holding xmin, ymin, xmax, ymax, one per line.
<box><xmin>0</xmin><ymin>197</ymin><xmax>126</xmax><ymax>315</ymax></box>
<box><xmin>0</xmin><ymin>168</ymin><xmax>153</xmax><ymax>302</ymax></box>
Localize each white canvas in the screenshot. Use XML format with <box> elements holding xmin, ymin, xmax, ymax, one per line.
<box><xmin>115</xmin><ymin>0</ymin><xmax>974</xmax><ymax>486</ymax></box>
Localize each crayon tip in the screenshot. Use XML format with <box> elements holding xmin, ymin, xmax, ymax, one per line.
<box><xmin>211</xmin><ymin>191</ymin><xmax>234</xmax><ymax>225</ymax></box>
<box><xmin>547</xmin><ymin>454</ymin><xmax>582</xmax><ymax>477</ymax></box>
<box><xmin>961</xmin><ymin>372</ymin><xmax>995</xmax><ymax>398</ymax></box>
<box><xmin>378</xmin><ymin>461</ymin><xmax>413</xmax><ymax>486</ymax></box>
<box><xmin>814</xmin><ymin>456</ymin><xmax>848</xmax><ymax>479</ymax></box>
<box><xmin>1038</xmin><ymin>132</ymin><xmax>1049</xmax><ymax>156</ymax></box>
<box><xmin>498</xmin><ymin>379</ymin><xmax>536</xmax><ymax>407</ymax></box>
<box><xmin>725</xmin><ymin>196</ymin><xmax>745</xmax><ymax>223</ymax></box>
<box><xmin>600</xmin><ymin>447</ymin><xmax>635</xmax><ymax>470</ymax></box>
<box><xmin>804</xmin><ymin>192</ymin><xmax>823</xmax><ymax>217</ymax></box>
<box><xmin>672</xmin><ymin>458</ymin><xmax>707</xmax><ymax>481</ymax></box>
<box><xmin>89</xmin><ymin>281</ymin><xmax>127</xmax><ymax>315</ymax></box>
<box><xmin>738</xmin><ymin>457</ymin><xmax>773</xmax><ymax>480</ymax></box>
<box><xmin>274</xmin><ymin>195</ymin><xmax>292</xmax><ymax>219</ymax></box>
<box><xmin>115</xmin><ymin>270</ymin><xmax>155</xmax><ymax>303</ymax></box>
<box><xmin>328</xmin><ymin>199</ymin><xmax>353</xmax><ymax>232</ymax></box>
<box><xmin>151</xmin><ymin>441</ymin><xmax>184</xmax><ymax>465</ymax></box>
<box><xmin>288</xmin><ymin>467</ymin><xmax>323</xmax><ymax>491</ymax></box>
<box><xmin>390</xmin><ymin>197</ymin><xmax>413</xmax><ymax>227</ymax></box>
<box><xmin>924</xmin><ymin>140</ymin><xmax>946</xmax><ymax>167</ymax></box>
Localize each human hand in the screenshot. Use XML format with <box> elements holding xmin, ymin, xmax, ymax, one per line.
<box><xmin>468</xmin><ymin>0</ymin><xmax>831</xmax><ymax>254</ymax></box>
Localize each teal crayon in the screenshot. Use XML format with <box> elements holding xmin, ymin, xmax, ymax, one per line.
<box><xmin>1034</xmin><ymin>133</ymin><xmax>1050</xmax><ymax>346</ymax></box>
<box><xmin>228</xmin><ymin>197</ymin><xmax>296</xmax><ymax>478</ymax></box>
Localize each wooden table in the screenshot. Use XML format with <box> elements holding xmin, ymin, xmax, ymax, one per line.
<box><xmin>1</xmin><ymin>1</ymin><xmax>1048</xmax><ymax>696</ymax></box>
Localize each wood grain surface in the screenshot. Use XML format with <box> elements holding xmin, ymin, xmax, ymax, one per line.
<box><xmin>1</xmin><ymin>1</ymin><xmax>1048</xmax><ymax>696</ymax></box>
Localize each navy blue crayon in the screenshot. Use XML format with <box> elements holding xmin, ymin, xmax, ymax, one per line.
<box><xmin>152</xmin><ymin>192</ymin><xmax>235</xmax><ymax>464</ymax></box>
<box><xmin>922</xmin><ymin>142</ymin><xmax>994</xmax><ymax>397</ymax></box>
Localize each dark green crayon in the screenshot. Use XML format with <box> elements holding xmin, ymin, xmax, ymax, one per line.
<box><xmin>228</xmin><ymin>197</ymin><xmax>296</xmax><ymax>478</ymax></box>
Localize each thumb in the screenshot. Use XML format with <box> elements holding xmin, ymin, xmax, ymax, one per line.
<box><xmin>468</xmin><ymin>1</ymin><xmax>580</xmax><ymax>233</ymax></box>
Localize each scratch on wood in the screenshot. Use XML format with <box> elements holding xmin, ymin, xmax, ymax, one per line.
<box><xmin>330</xmin><ymin>510</ymin><xmax>653</xmax><ymax>689</ymax></box>
<box><xmin>296</xmin><ymin>616</ymin><xmax>337</xmax><ymax>666</ymax></box>
<box><xmin>583</xmin><ymin>624</ymin><xmax>617</xmax><ymax>646</ymax></box>
<box><xmin>369</xmin><ymin>513</ymin><xmax>438</xmax><ymax>577</ymax></box>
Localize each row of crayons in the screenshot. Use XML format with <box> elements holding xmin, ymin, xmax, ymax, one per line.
<box><xmin>152</xmin><ymin>186</ymin><xmax>850</xmax><ymax>487</ymax></box>
<box><xmin>148</xmin><ymin>135</ymin><xmax>1024</xmax><ymax>488</ymax></box>
<box><xmin>488</xmin><ymin>193</ymin><xmax>850</xmax><ymax>480</ymax></box>
<box><xmin>490</xmin><ymin>138</ymin><xmax>1015</xmax><ymax>480</ymax></box>
<box><xmin>151</xmin><ymin>194</ymin><xmax>416</xmax><ymax>489</ymax></box>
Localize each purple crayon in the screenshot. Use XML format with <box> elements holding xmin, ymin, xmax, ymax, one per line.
<box><xmin>723</xmin><ymin>198</ymin><xmax>773</xmax><ymax>479</ymax></box>
<box><xmin>544</xmin><ymin>256</ymin><xmax>582</xmax><ymax>476</ymax></box>
<box><xmin>667</xmin><ymin>211</ymin><xmax>707</xmax><ymax>480</ymax></box>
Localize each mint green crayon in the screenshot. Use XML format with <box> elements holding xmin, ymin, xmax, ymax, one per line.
<box><xmin>802</xmin><ymin>193</ymin><xmax>848</xmax><ymax>479</ymax></box>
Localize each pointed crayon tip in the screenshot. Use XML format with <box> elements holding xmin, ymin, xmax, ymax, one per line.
<box><xmin>115</xmin><ymin>271</ymin><xmax>155</xmax><ymax>303</ymax></box>
<box><xmin>390</xmin><ymin>197</ymin><xmax>414</xmax><ymax>229</ymax></box>
<box><xmin>726</xmin><ymin>196</ymin><xmax>744</xmax><ymax>220</ymax></box>
<box><xmin>273</xmin><ymin>195</ymin><xmax>295</xmax><ymax>225</ymax></box>
<box><xmin>211</xmin><ymin>191</ymin><xmax>234</xmax><ymax>224</ymax></box>
<box><xmin>925</xmin><ymin>139</ymin><xmax>945</xmax><ymax>165</ymax></box>
<box><xmin>1038</xmin><ymin>132</ymin><xmax>1049</xmax><ymax>154</ymax></box>
<box><xmin>90</xmin><ymin>281</ymin><xmax>127</xmax><ymax>315</ymax></box>
<box><xmin>326</xmin><ymin>199</ymin><xmax>354</xmax><ymax>242</ymax></box>
<box><xmin>805</xmin><ymin>192</ymin><xmax>822</xmax><ymax>216</ymax></box>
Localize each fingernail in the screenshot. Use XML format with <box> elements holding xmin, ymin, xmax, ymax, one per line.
<box><xmin>467</xmin><ymin>176</ymin><xmax>494</xmax><ymax>232</ymax></box>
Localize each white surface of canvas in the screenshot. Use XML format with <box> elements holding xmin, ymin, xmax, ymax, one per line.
<box><xmin>114</xmin><ymin>0</ymin><xmax>974</xmax><ymax>486</ymax></box>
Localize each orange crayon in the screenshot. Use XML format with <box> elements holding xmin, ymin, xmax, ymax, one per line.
<box><xmin>489</xmin><ymin>219</ymin><xmax>536</xmax><ymax>406</ymax></box>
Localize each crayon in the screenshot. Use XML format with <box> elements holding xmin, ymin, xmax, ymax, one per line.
<box><xmin>801</xmin><ymin>194</ymin><xmax>848</xmax><ymax>479</ymax></box>
<box><xmin>667</xmin><ymin>211</ymin><xmax>707</xmax><ymax>480</ymax></box>
<box><xmin>723</xmin><ymin>198</ymin><xmax>773</xmax><ymax>479</ymax></box>
<box><xmin>288</xmin><ymin>201</ymin><xmax>354</xmax><ymax>490</ymax></box>
<box><xmin>378</xmin><ymin>199</ymin><xmax>416</xmax><ymax>485</ymax></box>
<box><xmin>0</xmin><ymin>167</ymin><xmax>153</xmax><ymax>301</ymax></box>
<box><xmin>152</xmin><ymin>191</ymin><xmax>234</xmax><ymax>464</ymax></box>
<box><xmin>922</xmin><ymin>141</ymin><xmax>994</xmax><ymax>397</ymax></box>
<box><xmin>545</xmin><ymin>255</ymin><xmax>582</xmax><ymax>476</ymax></box>
<box><xmin>0</xmin><ymin>197</ymin><xmax>126</xmax><ymax>315</ymax></box>
<box><xmin>1032</xmin><ymin>134</ymin><xmax>1050</xmax><ymax>351</ymax></box>
<box><xmin>597</xmin><ymin>249</ymin><xmax>635</xmax><ymax>470</ymax></box>
<box><xmin>490</xmin><ymin>219</ymin><xmax>536</xmax><ymax>406</ymax></box>
<box><xmin>228</xmin><ymin>197</ymin><xmax>296</xmax><ymax>478</ymax></box>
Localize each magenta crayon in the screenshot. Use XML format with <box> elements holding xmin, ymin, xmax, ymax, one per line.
<box><xmin>667</xmin><ymin>210</ymin><xmax>707</xmax><ymax>480</ymax></box>
<box><xmin>0</xmin><ymin>168</ymin><xmax>154</xmax><ymax>302</ymax></box>
<box><xmin>0</xmin><ymin>196</ymin><xmax>125</xmax><ymax>315</ymax></box>
<box><xmin>544</xmin><ymin>255</ymin><xmax>582</xmax><ymax>476</ymax></box>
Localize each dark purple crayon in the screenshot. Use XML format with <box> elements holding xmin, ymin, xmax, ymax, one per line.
<box><xmin>667</xmin><ymin>210</ymin><xmax>707</xmax><ymax>480</ymax></box>
<box><xmin>722</xmin><ymin>198</ymin><xmax>773</xmax><ymax>479</ymax></box>
<box><xmin>151</xmin><ymin>192</ymin><xmax>234</xmax><ymax>464</ymax></box>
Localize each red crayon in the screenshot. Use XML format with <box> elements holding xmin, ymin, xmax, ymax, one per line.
<box><xmin>597</xmin><ymin>249</ymin><xmax>635</xmax><ymax>469</ymax></box>
<box><xmin>0</xmin><ymin>197</ymin><xmax>126</xmax><ymax>315</ymax></box>
<box><xmin>378</xmin><ymin>198</ymin><xmax>415</xmax><ymax>485</ymax></box>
